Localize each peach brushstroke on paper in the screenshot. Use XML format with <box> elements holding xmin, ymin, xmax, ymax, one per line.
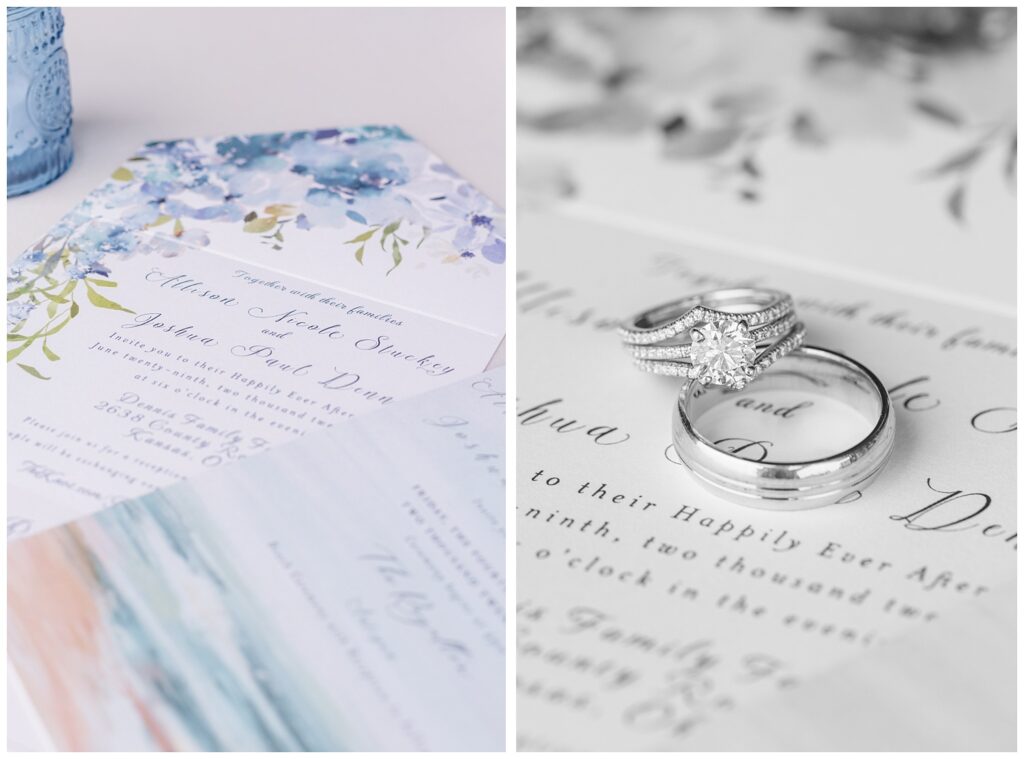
<box><xmin>8</xmin><ymin>528</ymin><xmax>109</xmax><ymax>751</ymax></box>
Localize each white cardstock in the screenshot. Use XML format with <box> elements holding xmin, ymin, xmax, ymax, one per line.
<box><xmin>515</xmin><ymin>208</ymin><xmax>1015</xmax><ymax>751</ymax></box>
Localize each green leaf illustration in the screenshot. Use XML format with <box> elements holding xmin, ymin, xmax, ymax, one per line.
<box><xmin>243</xmin><ymin>217</ymin><xmax>277</xmax><ymax>233</ymax></box>
<box><xmin>923</xmin><ymin>147</ymin><xmax>983</xmax><ymax>178</ymax></box>
<box><xmin>111</xmin><ymin>167</ymin><xmax>134</xmax><ymax>182</ymax></box>
<box><xmin>85</xmin><ymin>283</ymin><xmax>134</xmax><ymax>313</ymax></box>
<box><xmin>264</xmin><ymin>204</ymin><xmax>296</xmax><ymax>217</ymax></box>
<box><xmin>244</xmin><ymin>210</ymin><xmax>258</xmax><ymax>222</ymax></box>
<box><xmin>34</xmin><ymin>315</ymin><xmax>72</xmax><ymax>340</ymax></box>
<box><xmin>149</xmin><ymin>214</ymin><xmax>173</xmax><ymax>228</ymax></box>
<box><xmin>387</xmin><ymin>238</ymin><xmax>402</xmax><ymax>276</ymax></box>
<box><xmin>382</xmin><ymin>220</ymin><xmax>401</xmax><ymax>249</ymax></box>
<box><xmin>40</xmin><ymin>250</ymin><xmax>62</xmax><ymax>278</ymax></box>
<box><xmin>8</xmin><ymin>340</ymin><xmax>34</xmax><ymax>362</ymax></box>
<box><xmin>914</xmin><ymin>98</ymin><xmax>964</xmax><ymax>128</ymax></box>
<box><xmin>947</xmin><ymin>184</ymin><xmax>967</xmax><ymax>224</ymax></box>
<box><xmin>42</xmin><ymin>342</ymin><xmax>60</xmax><ymax>361</ymax></box>
<box><xmin>17</xmin><ymin>363</ymin><xmax>50</xmax><ymax>380</ymax></box>
<box><xmin>346</xmin><ymin>228</ymin><xmax>378</xmax><ymax>244</ymax></box>
<box><xmin>70</xmin><ymin>301</ymin><xmax>80</xmax><ymax>318</ymax></box>
<box><xmin>355</xmin><ymin>244</ymin><xmax>365</xmax><ymax>264</ymax></box>
<box><xmin>86</xmin><ymin>278</ymin><xmax>117</xmax><ymax>288</ymax></box>
<box><xmin>664</xmin><ymin>127</ymin><xmax>742</xmax><ymax>160</ymax></box>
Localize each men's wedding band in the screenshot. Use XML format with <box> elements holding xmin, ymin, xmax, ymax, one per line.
<box><xmin>672</xmin><ymin>346</ymin><xmax>896</xmax><ymax>511</ymax></box>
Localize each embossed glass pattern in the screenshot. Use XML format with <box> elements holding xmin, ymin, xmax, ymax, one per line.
<box><xmin>7</xmin><ymin>7</ymin><xmax>73</xmax><ymax>197</ymax></box>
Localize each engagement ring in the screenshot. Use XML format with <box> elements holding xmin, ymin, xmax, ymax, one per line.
<box><xmin>620</xmin><ymin>288</ymin><xmax>801</xmax><ymax>389</ymax></box>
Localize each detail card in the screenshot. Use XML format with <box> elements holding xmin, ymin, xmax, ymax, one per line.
<box><xmin>9</xmin><ymin>370</ymin><xmax>506</xmax><ymax>751</ymax></box>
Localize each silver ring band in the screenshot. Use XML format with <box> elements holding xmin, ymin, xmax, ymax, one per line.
<box><xmin>672</xmin><ymin>346</ymin><xmax>895</xmax><ymax>510</ymax></box>
<box><xmin>618</xmin><ymin>287</ymin><xmax>794</xmax><ymax>346</ymax></box>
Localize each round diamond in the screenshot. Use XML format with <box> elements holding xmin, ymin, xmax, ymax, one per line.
<box><xmin>689</xmin><ymin>320</ymin><xmax>756</xmax><ymax>387</ymax></box>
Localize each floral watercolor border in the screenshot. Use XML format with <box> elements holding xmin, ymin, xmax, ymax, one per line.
<box><xmin>8</xmin><ymin>125</ymin><xmax>505</xmax><ymax>380</ymax></box>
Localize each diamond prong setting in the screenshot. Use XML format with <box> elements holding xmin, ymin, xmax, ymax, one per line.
<box><xmin>688</xmin><ymin>318</ymin><xmax>757</xmax><ymax>388</ymax></box>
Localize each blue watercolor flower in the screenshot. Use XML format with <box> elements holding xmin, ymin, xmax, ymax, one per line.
<box><xmin>427</xmin><ymin>181</ymin><xmax>506</xmax><ymax>264</ymax></box>
<box><xmin>11</xmin><ymin>125</ymin><xmax>505</xmax><ymax>320</ymax></box>
<box><xmin>215</xmin><ymin>132</ymin><xmax>306</xmax><ymax>169</ymax></box>
<box><xmin>481</xmin><ymin>238</ymin><xmax>505</xmax><ymax>264</ymax></box>
<box><xmin>76</xmin><ymin>223</ymin><xmax>134</xmax><ymax>257</ymax></box>
<box><xmin>7</xmin><ymin>299</ymin><xmax>35</xmax><ymax>329</ymax></box>
<box><xmin>293</xmin><ymin>153</ymin><xmax>409</xmax><ymax>196</ymax></box>
<box><xmin>338</xmin><ymin>125</ymin><xmax>413</xmax><ymax>143</ymax></box>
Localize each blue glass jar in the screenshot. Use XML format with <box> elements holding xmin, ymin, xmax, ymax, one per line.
<box><xmin>7</xmin><ymin>7</ymin><xmax>73</xmax><ymax>197</ymax></box>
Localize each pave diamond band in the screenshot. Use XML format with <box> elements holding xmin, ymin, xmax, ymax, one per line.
<box><xmin>629</xmin><ymin>312</ymin><xmax>797</xmax><ymax>361</ymax></box>
<box><xmin>620</xmin><ymin>288</ymin><xmax>799</xmax><ymax>389</ymax></box>
<box><xmin>672</xmin><ymin>346</ymin><xmax>896</xmax><ymax>510</ymax></box>
<box><xmin>618</xmin><ymin>288</ymin><xmax>794</xmax><ymax>346</ymax></box>
<box><xmin>632</xmin><ymin>322</ymin><xmax>806</xmax><ymax>389</ymax></box>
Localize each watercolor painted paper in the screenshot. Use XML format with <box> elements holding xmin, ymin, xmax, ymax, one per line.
<box><xmin>9</xmin><ymin>370</ymin><xmax>506</xmax><ymax>751</ymax></box>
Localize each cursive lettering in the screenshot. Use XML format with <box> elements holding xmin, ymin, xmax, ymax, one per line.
<box><xmin>971</xmin><ymin>406</ymin><xmax>1016</xmax><ymax>433</ymax></box>
<box><xmin>518</xmin><ymin>399</ymin><xmax>630</xmax><ymax>446</ymax></box>
<box><xmin>353</xmin><ymin>335</ymin><xmax>455</xmax><ymax>376</ymax></box>
<box><xmin>891</xmin><ymin>477</ymin><xmax>991</xmax><ymax>531</ymax></box>
<box><xmin>887</xmin><ymin>376</ymin><xmax>940</xmax><ymax>411</ymax></box>
<box><xmin>229</xmin><ymin>344</ymin><xmax>312</xmax><ymax>375</ymax></box>
<box><xmin>734</xmin><ymin>397</ymin><xmax>813</xmax><ymax>418</ymax></box>
<box><xmin>247</xmin><ymin>307</ymin><xmax>344</xmax><ymax>339</ymax></box>
<box><xmin>121</xmin><ymin>313</ymin><xmax>217</xmax><ymax>346</ymax></box>
<box><xmin>941</xmin><ymin>327</ymin><xmax>1016</xmax><ymax>357</ymax></box>
<box><xmin>347</xmin><ymin>305</ymin><xmax>404</xmax><ymax>327</ymax></box>
<box><xmin>145</xmin><ymin>269</ymin><xmax>238</xmax><ymax>306</ymax></box>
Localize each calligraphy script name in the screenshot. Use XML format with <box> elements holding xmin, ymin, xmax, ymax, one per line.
<box><xmin>518</xmin><ymin>399</ymin><xmax>630</xmax><ymax>446</ymax></box>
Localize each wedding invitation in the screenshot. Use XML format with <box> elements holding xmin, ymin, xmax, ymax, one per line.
<box><xmin>8</xmin><ymin>370</ymin><xmax>506</xmax><ymax>751</ymax></box>
<box><xmin>7</xmin><ymin>125</ymin><xmax>505</xmax><ymax>537</ymax></box>
<box><xmin>515</xmin><ymin>208</ymin><xmax>1015</xmax><ymax>751</ymax></box>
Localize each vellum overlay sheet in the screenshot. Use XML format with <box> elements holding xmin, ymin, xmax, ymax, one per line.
<box><xmin>7</xmin><ymin>126</ymin><xmax>504</xmax><ymax>537</ymax></box>
<box><xmin>516</xmin><ymin>210</ymin><xmax>1015</xmax><ymax>751</ymax></box>
<box><xmin>8</xmin><ymin>370</ymin><xmax>506</xmax><ymax>751</ymax></box>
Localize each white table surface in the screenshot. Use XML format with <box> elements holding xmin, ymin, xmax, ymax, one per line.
<box><xmin>6</xmin><ymin>8</ymin><xmax>506</xmax><ymax>751</ymax></box>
